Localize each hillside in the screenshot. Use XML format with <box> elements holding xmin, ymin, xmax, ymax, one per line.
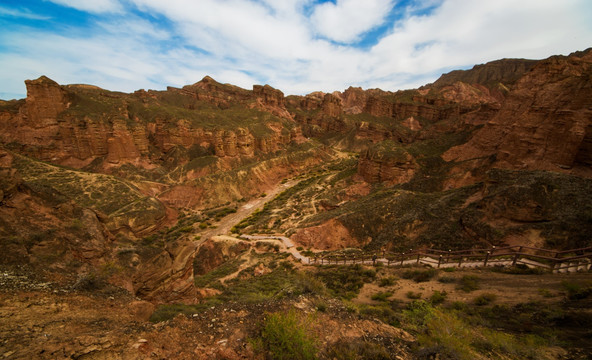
<box><xmin>1</xmin><ymin>48</ymin><xmax>592</xmax><ymax>359</ymax></box>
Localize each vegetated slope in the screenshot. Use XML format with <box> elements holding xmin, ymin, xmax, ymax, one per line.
<box><xmin>1</xmin><ymin>48</ymin><xmax>591</xmax><ymax>305</ymax></box>
<box><xmin>235</xmin><ymin>48</ymin><xmax>592</xmax><ymax>252</ymax></box>
<box><xmin>2</xmin><ymin>49</ymin><xmax>592</xmax><ymax>360</ymax></box>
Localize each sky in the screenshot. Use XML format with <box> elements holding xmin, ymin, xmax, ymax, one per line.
<box><xmin>1</xmin><ymin>0</ymin><xmax>591</xmax><ymax>99</ymax></box>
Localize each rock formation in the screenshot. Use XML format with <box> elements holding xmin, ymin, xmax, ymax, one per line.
<box><xmin>443</xmin><ymin>49</ymin><xmax>592</xmax><ymax>175</ymax></box>
<box><xmin>357</xmin><ymin>144</ymin><xmax>416</xmax><ymax>185</ymax></box>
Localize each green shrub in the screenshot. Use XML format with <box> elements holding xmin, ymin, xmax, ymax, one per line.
<box><xmin>358</xmin><ymin>304</ymin><xmax>400</xmax><ymax>327</ymax></box>
<box><xmin>474</xmin><ymin>293</ymin><xmax>497</xmax><ymax>306</ymax></box>
<box><xmin>538</xmin><ymin>288</ymin><xmax>555</xmax><ymax>298</ymax></box>
<box><xmin>315</xmin><ymin>265</ymin><xmax>376</xmax><ymax>300</ymax></box>
<box><xmin>429</xmin><ymin>290</ymin><xmax>447</xmax><ymax>305</ymax></box>
<box><xmin>402</xmin><ymin>268</ymin><xmax>438</xmax><ymax>283</ymax></box>
<box><xmin>371</xmin><ymin>291</ymin><xmax>393</xmax><ymax>302</ymax></box>
<box><xmin>406</xmin><ymin>291</ymin><xmax>422</xmax><ymax>299</ymax></box>
<box><xmin>490</xmin><ymin>264</ymin><xmax>546</xmax><ymax>275</ymax></box>
<box><xmin>379</xmin><ymin>276</ymin><xmax>397</xmax><ymax>287</ymax></box>
<box><xmin>417</xmin><ymin>308</ymin><xmax>475</xmax><ymax>360</ymax></box>
<box><xmin>437</xmin><ymin>275</ymin><xmax>456</xmax><ymax>284</ymax></box>
<box><xmin>457</xmin><ymin>275</ymin><xmax>480</xmax><ymax>292</ymax></box>
<box><xmin>72</xmin><ymin>272</ymin><xmax>105</xmax><ymax>291</ymax></box>
<box><xmin>561</xmin><ymin>281</ymin><xmax>592</xmax><ymax>300</ymax></box>
<box><xmin>257</xmin><ymin>310</ymin><xmax>318</xmax><ymax>360</ymax></box>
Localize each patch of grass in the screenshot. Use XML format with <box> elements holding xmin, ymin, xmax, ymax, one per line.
<box><xmin>402</xmin><ymin>301</ymin><xmax>552</xmax><ymax>360</ymax></box>
<box><xmin>315</xmin><ymin>264</ymin><xmax>376</xmax><ymax>300</ymax></box>
<box><xmin>149</xmin><ymin>300</ymin><xmax>219</xmax><ymax>323</ymax></box>
<box><xmin>371</xmin><ymin>291</ymin><xmax>393</xmax><ymax>302</ymax></box>
<box><xmin>401</xmin><ymin>268</ymin><xmax>438</xmax><ymax>283</ymax></box>
<box><xmin>357</xmin><ymin>303</ymin><xmax>401</xmax><ymax>327</ymax></box>
<box><xmin>457</xmin><ymin>275</ymin><xmax>480</xmax><ymax>292</ymax></box>
<box><xmin>194</xmin><ymin>258</ymin><xmax>246</xmax><ymax>288</ymax></box>
<box><xmin>253</xmin><ymin>310</ymin><xmax>318</xmax><ymax>360</ymax></box>
<box><xmin>219</xmin><ymin>268</ymin><xmax>324</xmax><ymax>303</ymax></box>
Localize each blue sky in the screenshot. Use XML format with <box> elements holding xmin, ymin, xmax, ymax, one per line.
<box><xmin>1</xmin><ymin>0</ymin><xmax>591</xmax><ymax>99</ymax></box>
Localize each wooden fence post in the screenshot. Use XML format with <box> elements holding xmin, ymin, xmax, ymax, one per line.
<box><xmin>438</xmin><ymin>255</ymin><xmax>442</xmax><ymax>268</ymax></box>
<box><xmin>447</xmin><ymin>250</ymin><xmax>451</xmax><ymax>263</ymax></box>
<box><xmin>484</xmin><ymin>251</ymin><xmax>490</xmax><ymax>267</ymax></box>
<box><xmin>400</xmin><ymin>253</ymin><xmax>405</xmax><ymax>267</ymax></box>
<box><xmin>458</xmin><ymin>256</ymin><xmax>462</xmax><ymax>267</ymax></box>
<box><xmin>512</xmin><ymin>253</ymin><xmax>519</xmax><ymax>266</ymax></box>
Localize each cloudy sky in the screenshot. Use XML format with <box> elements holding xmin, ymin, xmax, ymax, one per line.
<box><xmin>1</xmin><ymin>0</ymin><xmax>591</xmax><ymax>99</ymax></box>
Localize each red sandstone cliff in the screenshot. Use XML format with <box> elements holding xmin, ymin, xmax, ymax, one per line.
<box><xmin>443</xmin><ymin>49</ymin><xmax>592</xmax><ymax>175</ymax></box>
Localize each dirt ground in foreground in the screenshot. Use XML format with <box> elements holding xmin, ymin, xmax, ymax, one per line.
<box><xmin>355</xmin><ymin>266</ymin><xmax>592</xmax><ymax>306</ymax></box>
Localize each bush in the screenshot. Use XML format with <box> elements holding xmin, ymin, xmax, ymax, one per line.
<box><xmin>315</xmin><ymin>265</ymin><xmax>376</xmax><ymax>300</ymax></box>
<box><xmin>474</xmin><ymin>293</ymin><xmax>497</xmax><ymax>306</ymax></box>
<box><xmin>72</xmin><ymin>272</ymin><xmax>105</xmax><ymax>291</ymax></box>
<box><xmin>379</xmin><ymin>276</ymin><xmax>397</xmax><ymax>287</ymax></box>
<box><xmin>402</xmin><ymin>268</ymin><xmax>438</xmax><ymax>283</ymax></box>
<box><xmin>257</xmin><ymin>310</ymin><xmax>318</xmax><ymax>360</ymax></box>
<box><xmin>457</xmin><ymin>275</ymin><xmax>480</xmax><ymax>292</ymax></box>
<box><xmin>437</xmin><ymin>275</ymin><xmax>456</xmax><ymax>284</ymax></box>
<box><xmin>371</xmin><ymin>291</ymin><xmax>393</xmax><ymax>302</ymax></box>
<box><xmin>561</xmin><ymin>281</ymin><xmax>592</xmax><ymax>300</ymax></box>
<box><xmin>406</xmin><ymin>291</ymin><xmax>422</xmax><ymax>299</ymax></box>
<box><xmin>429</xmin><ymin>290</ymin><xmax>447</xmax><ymax>305</ymax></box>
<box><xmin>490</xmin><ymin>264</ymin><xmax>546</xmax><ymax>275</ymax></box>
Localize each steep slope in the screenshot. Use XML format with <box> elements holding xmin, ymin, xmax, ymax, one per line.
<box><xmin>443</xmin><ymin>49</ymin><xmax>592</xmax><ymax>176</ymax></box>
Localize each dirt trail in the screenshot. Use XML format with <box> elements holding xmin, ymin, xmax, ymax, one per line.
<box><xmin>199</xmin><ymin>179</ymin><xmax>297</xmax><ymax>241</ymax></box>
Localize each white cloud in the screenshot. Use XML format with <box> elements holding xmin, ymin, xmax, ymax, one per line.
<box><xmin>1</xmin><ymin>0</ymin><xmax>592</xmax><ymax>100</ymax></box>
<box><xmin>311</xmin><ymin>0</ymin><xmax>394</xmax><ymax>43</ymax></box>
<box><xmin>0</xmin><ymin>6</ymin><xmax>51</xmax><ymax>20</ymax></box>
<box><xmin>47</xmin><ymin>0</ymin><xmax>123</xmax><ymax>14</ymax></box>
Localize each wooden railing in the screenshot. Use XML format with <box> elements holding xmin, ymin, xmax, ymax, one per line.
<box><xmin>306</xmin><ymin>245</ymin><xmax>592</xmax><ymax>273</ymax></box>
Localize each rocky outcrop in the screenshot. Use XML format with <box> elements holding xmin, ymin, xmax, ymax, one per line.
<box><xmin>292</xmin><ymin>219</ymin><xmax>365</xmax><ymax>250</ymax></box>
<box><xmin>358</xmin><ymin>144</ymin><xmax>416</xmax><ymax>185</ymax></box>
<box><xmin>444</xmin><ymin>49</ymin><xmax>592</xmax><ymax>174</ymax></box>
<box><xmin>133</xmin><ymin>239</ymin><xmax>200</xmax><ymax>303</ymax></box>
<box><xmin>193</xmin><ymin>238</ymin><xmax>249</xmax><ymax>276</ymax></box>
<box><xmin>431</xmin><ymin>58</ymin><xmax>538</xmax><ymax>88</ymax></box>
<box><xmin>253</xmin><ymin>84</ymin><xmax>293</xmax><ymax>119</ymax></box>
<box><xmin>321</xmin><ymin>93</ymin><xmax>342</xmax><ymax>117</ymax></box>
<box><xmin>340</xmin><ymin>87</ymin><xmax>368</xmax><ymax>114</ymax></box>
<box><xmin>23</xmin><ymin>76</ymin><xmax>70</xmax><ymax>127</ymax></box>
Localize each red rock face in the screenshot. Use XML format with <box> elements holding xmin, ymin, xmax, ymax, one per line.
<box><xmin>444</xmin><ymin>50</ymin><xmax>592</xmax><ymax>173</ymax></box>
<box><xmin>23</xmin><ymin>76</ymin><xmax>69</xmax><ymax>128</ymax></box>
<box><xmin>340</xmin><ymin>86</ymin><xmax>367</xmax><ymax>114</ymax></box>
<box><xmin>321</xmin><ymin>93</ymin><xmax>342</xmax><ymax>117</ymax></box>
<box><xmin>357</xmin><ymin>146</ymin><xmax>416</xmax><ymax>185</ymax></box>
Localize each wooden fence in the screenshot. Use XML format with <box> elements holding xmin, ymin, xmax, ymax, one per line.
<box><xmin>307</xmin><ymin>245</ymin><xmax>592</xmax><ymax>273</ymax></box>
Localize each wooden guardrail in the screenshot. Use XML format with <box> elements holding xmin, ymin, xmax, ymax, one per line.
<box><xmin>307</xmin><ymin>245</ymin><xmax>592</xmax><ymax>273</ymax></box>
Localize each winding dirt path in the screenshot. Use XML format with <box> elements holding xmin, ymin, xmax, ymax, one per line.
<box><xmin>199</xmin><ymin>179</ymin><xmax>297</xmax><ymax>240</ymax></box>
